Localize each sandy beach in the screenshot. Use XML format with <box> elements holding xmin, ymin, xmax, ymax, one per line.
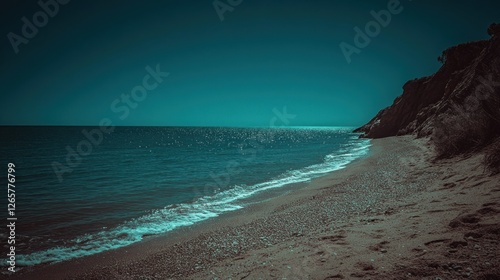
<box><xmin>9</xmin><ymin>136</ymin><xmax>500</xmax><ymax>280</ymax></box>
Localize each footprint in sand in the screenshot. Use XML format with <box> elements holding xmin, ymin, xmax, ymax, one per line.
<box><xmin>455</xmin><ymin>176</ymin><xmax>469</xmax><ymax>183</ymax></box>
<box><xmin>424</xmin><ymin>238</ymin><xmax>452</xmax><ymax>248</ymax></box>
<box><xmin>449</xmin><ymin>213</ymin><xmax>481</xmax><ymax>228</ymax></box>
<box><xmin>283</xmin><ymin>237</ymin><xmax>345</xmax><ymax>279</ymax></box>
<box><xmin>467</xmin><ymin>180</ymin><xmax>489</xmax><ymax>188</ymax></box>
<box><xmin>476</xmin><ymin>206</ymin><xmax>500</xmax><ymax>215</ymax></box>
<box><xmin>368</xmin><ymin>240</ymin><xmax>390</xmax><ymax>252</ymax></box>
<box><xmin>448</xmin><ymin>240</ymin><xmax>468</xmax><ymax>248</ymax></box>
<box><xmin>440</xmin><ymin>182</ymin><xmax>456</xmax><ymax>189</ymax></box>
<box><xmin>482</xmin><ymin>202</ymin><xmax>499</xmax><ymax>207</ymax></box>
<box><xmin>318</xmin><ymin>234</ymin><xmax>349</xmax><ymax>245</ymax></box>
<box><xmin>350</xmin><ymin>261</ymin><xmax>378</xmax><ymax>278</ymax></box>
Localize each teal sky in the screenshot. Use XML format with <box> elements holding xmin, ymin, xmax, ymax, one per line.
<box><xmin>1</xmin><ymin>0</ymin><xmax>499</xmax><ymax>127</ymax></box>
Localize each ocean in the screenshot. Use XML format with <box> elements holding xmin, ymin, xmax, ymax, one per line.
<box><xmin>0</xmin><ymin>126</ymin><xmax>370</xmax><ymax>266</ymax></box>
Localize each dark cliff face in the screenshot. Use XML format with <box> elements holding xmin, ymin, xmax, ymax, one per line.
<box><xmin>355</xmin><ymin>35</ymin><xmax>500</xmax><ymax>139</ymax></box>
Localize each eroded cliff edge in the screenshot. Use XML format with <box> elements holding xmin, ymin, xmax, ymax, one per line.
<box><xmin>355</xmin><ymin>32</ymin><xmax>500</xmax><ymax>139</ymax></box>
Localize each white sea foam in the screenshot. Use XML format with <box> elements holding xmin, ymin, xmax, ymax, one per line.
<box><xmin>16</xmin><ymin>139</ymin><xmax>371</xmax><ymax>266</ymax></box>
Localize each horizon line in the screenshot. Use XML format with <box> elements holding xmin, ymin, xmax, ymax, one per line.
<box><xmin>0</xmin><ymin>124</ymin><xmax>360</xmax><ymax>129</ymax></box>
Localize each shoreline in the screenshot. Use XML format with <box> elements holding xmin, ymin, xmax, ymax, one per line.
<box><xmin>8</xmin><ymin>136</ymin><xmax>500</xmax><ymax>279</ymax></box>
<box><xmin>6</xmin><ymin>144</ymin><xmax>370</xmax><ymax>280</ymax></box>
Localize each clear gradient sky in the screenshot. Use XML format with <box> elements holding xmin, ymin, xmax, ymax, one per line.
<box><xmin>1</xmin><ymin>0</ymin><xmax>499</xmax><ymax>127</ymax></box>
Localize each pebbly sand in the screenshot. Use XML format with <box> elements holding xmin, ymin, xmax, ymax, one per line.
<box><xmin>8</xmin><ymin>136</ymin><xmax>500</xmax><ymax>279</ymax></box>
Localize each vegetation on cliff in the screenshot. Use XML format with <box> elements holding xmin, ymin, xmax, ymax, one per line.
<box><xmin>355</xmin><ymin>24</ymin><xmax>500</xmax><ymax>174</ymax></box>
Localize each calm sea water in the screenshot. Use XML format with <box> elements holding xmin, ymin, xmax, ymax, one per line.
<box><xmin>0</xmin><ymin>126</ymin><xmax>370</xmax><ymax>266</ymax></box>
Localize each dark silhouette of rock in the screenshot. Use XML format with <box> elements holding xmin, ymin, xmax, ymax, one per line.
<box><xmin>355</xmin><ymin>26</ymin><xmax>500</xmax><ymax>139</ymax></box>
<box><xmin>488</xmin><ymin>23</ymin><xmax>500</xmax><ymax>37</ymax></box>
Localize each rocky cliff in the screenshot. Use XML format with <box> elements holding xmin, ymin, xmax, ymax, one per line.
<box><xmin>355</xmin><ymin>31</ymin><xmax>500</xmax><ymax>139</ymax></box>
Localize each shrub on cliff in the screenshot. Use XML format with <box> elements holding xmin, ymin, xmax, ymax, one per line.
<box><xmin>433</xmin><ymin>85</ymin><xmax>500</xmax><ymax>158</ymax></box>
<box><xmin>487</xmin><ymin>23</ymin><xmax>500</xmax><ymax>37</ymax></box>
<box><xmin>432</xmin><ymin>102</ymin><xmax>489</xmax><ymax>158</ymax></box>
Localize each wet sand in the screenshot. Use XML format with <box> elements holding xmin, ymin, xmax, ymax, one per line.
<box><xmin>8</xmin><ymin>136</ymin><xmax>500</xmax><ymax>279</ymax></box>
